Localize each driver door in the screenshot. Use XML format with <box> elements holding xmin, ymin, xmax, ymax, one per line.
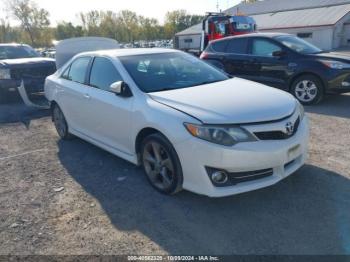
<box><xmin>248</xmin><ymin>38</ymin><xmax>290</xmax><ymax>90</ymax></box>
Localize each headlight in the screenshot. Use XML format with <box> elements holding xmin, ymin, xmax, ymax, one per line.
<box><xmin>297</xmin><ymin>100</ymin><xmax>305</xmax><ymax>120</ymax></box>
<box><xmin>0</xmin><ymin>69</ymin><xmax>11</xmax><ymax>79</ymax></box>
<box><xmin>184</xmin><ymin>123</ymin><xmax>257</xmax><ymax>146</ymax></box>
<box><xmin>320</xmin><ymin>60</ymin><xmax>350</xmax><ymax>70</ymax></box>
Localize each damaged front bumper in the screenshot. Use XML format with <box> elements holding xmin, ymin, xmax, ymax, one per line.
<box><xmin>0</xmin><ymin>78</ymin><xmax>49</xmax><ymax>109</ymax></box>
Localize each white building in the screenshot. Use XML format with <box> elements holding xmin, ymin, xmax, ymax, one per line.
<box><xmin>229</xmin><ymin>0</ymin><xmax>350</xmax><ymax>50</ymax></box>
<box><xmin>176</xmin><ymin>0</ymin><xmax>350</xmax><ymax>51</ymax></box>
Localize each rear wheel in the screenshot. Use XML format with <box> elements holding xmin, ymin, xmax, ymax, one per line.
<box><xmin>291</xmin><ymin>75</ymin><xmax>324</xmax><ymax>105</ymax></box>
<box><xmin>52</xmin><ymin>104</ymin><xmax>73</xmax><ymax>140</ymax></box>
<box><xmin>141</xmin><ymin>133</ymin><xmax>183</xmax><ymax>195</ymax></box>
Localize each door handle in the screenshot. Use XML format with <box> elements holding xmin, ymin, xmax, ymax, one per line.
<box><xmin>84</xmin><ymin>94</ymin><xmax>91</xmax><ymax>100</ymax></box>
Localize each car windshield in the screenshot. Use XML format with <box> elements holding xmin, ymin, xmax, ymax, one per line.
<box><xmin>0</xmin><ymin>45</ymin><xmax>40</xmax><ymax>60</ymax></box>
<box><xmin>275</xmin><ymin>35</ymin><xmax>322</xmax><ymax>54</ymax></box>
<box><xmin>119</xmin><ymin>52</ymin><xmax>229</xmax><ymax>93</ymax></box>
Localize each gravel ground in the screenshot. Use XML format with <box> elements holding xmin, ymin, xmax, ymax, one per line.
<box><xmin>0</xmin><ymin>94</ymin><xmax>349</xmax><ymax>255</ymax></box>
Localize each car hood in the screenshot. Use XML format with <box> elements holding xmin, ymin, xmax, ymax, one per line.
<box><xmin>311</xmin><ymin>52</ymin><xmax>350</xmax><ymax>63</ymax></box>
<box><xmin>0</xmin><ymin>57</ymin><xmax>55</xmax><ymax>69</ymax></box>
<box><xmin>149</xmin><ymin>78</ymin><xmax>297</xmax><ymax>124</ymax></box>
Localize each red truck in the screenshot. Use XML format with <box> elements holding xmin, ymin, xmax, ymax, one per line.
<box><xmin>175</xmin><ymin>12</ymin><xmax>257</xmax><ymax>55</ymax></box>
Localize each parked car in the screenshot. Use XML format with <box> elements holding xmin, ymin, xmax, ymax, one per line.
<box><xmin>45</xmin><ymin>48</ymin><xmax>309</xmax><ymax>197</ymax></box>
<box><xmin>201</xmin><ymin>33</ymin><xmax>350</xmax><ymax>105</ymax></box>
<box><xmin>0</xmin><ymin>43</ymin><xmax>56</xmax><ymax>103</ymax></box>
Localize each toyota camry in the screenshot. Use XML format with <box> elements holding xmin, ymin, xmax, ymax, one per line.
<box><xmin>45</xmin><ymin>48</ymin><xmax>309</xmax><ymax>197</ymax></box>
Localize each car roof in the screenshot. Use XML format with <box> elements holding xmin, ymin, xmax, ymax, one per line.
<box><xmin>210</xmin><ymin>32</ymin><xmax>292</xmax><ymax>44</ymax></box>
<box><xmin>77</xmin><ymin>48</ymin><xmax>179</xmax><ymax>58</ymax></box>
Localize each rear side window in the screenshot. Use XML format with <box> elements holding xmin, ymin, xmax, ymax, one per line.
<box><xmin>226</xmin><ymin>38</ymin><xmax>248</xmax><ymax>54</ymax></box>
<box><xmin>61</xmin><ymin>66</ymin><xmax>70</xmax><ymax>80</ymax></box>
<box><xmin>68</xmin><ymin>57</ymin><xmax>91</xmax><ymax>84</ymax></box>
<box><xmin>89</xmin><ymin>57</ymin><xmax>123</xmax><ymax>91</ymax></box>
<box><xmin>211</xmin><ymin>40</ymin><xmax>228</xmax><ymax>52</ymax></box>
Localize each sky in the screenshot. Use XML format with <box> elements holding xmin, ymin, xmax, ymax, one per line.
<box><xmin>1</xmin><ymin>0</ymin><xmax>242</xmax><ymax>26</ymax></box>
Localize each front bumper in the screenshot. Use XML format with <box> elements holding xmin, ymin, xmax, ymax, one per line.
<box><xmin>326</xmin><ymin>70</ymin><xmax>350</xmax><ymax>94</ymax></box>
<box><xmin>175</xmin><ymin>117</ymin><xmax>309</xmax><ymax>197</ymax></box>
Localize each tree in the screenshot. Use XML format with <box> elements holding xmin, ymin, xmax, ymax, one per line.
<box><xmin>79</xmin><ymin>10</ymin><xmax>103</xmax><ymax>36</ymax></box>
<box><xmin>6</xmin><ymin>0</ymin><xmax>50</xmax><ymax>46</ymax></box>
<box><xmin>164</xmin><ymin>10</ymin><xmax>203</xmax><ymax>38</ymax></box>
<box><xmin>119</xmin><ymin>10</ymin><xmax>139</xmax><ymax>42</ymax></box>
<box><xmin>0</xmin><ymin>19</ymin><xmax>11</xmax><ymax>42</ymax></box>
<box><xmin>56</xmin><ymin>22</ymin><xmax>84</xmax><ymax>40</ymax></box>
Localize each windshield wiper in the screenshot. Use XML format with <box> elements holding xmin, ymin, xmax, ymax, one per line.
<box><xmin>151</xmin><ymin>87</ymin><xmax>176</xmax><ymax>92</ymax></box>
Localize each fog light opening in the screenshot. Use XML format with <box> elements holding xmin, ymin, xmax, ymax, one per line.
<box><xmin>211</xmin><ymin>171</ymin><xmax>229</xmax><ymax>184</ymax></box>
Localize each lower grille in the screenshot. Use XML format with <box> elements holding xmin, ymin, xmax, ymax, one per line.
<box><xmin>254</xmin><ymin>118</ymin><xmax>300</xmax><ymax>141</ymax></box>
<box><xmin>229</xmin><ymin>168</ymin><xmax>274</xmax><ymax>185</ymax></box>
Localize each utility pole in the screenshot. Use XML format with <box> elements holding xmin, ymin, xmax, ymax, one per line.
<box><xmin>216</xmin><ymin>0</ymin><xmax>220</xmax><ymax>12</ymax></box>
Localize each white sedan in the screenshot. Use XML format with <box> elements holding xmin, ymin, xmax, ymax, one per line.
<box><xmin>45</xmin><ymin>48</ymin><xmax>309</xmax><ymax>197</ymax></box>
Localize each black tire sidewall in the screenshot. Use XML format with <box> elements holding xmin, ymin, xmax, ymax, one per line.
<box><xmin>140</xmin><ymin>133</ymin><xmax>183</xmax><ymax>195</ymax></box>
<box><xmin>53</xmin><ymin>104</ymin><xmax>72</xmax><ymax>140</ymax></box>
<box><xmin>291</xmin><ymin>75</ymin><xmax>324</xmax><ymax>105</ymax></box>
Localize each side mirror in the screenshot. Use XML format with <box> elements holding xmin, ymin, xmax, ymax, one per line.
<box><xmin>110</xmin><ymin>81</ymin><xmax>133</xmax><ymax>97</ymax></box>
<box><xmin>272</xmin><ymin>50</ymin><xmax>287</xmax><ymax>58</ymax></box>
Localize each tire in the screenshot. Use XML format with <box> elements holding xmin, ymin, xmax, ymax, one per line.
<box><xmin>52</xmin><ymin>104</ymin><xmax>73</xmax><ymax>140</ymax></box>
<box><xmin>290</xmin><ymin>74</ymin><xmax>324</xmax><ymax>105</ymax></box>
<box><xmin>140</xmin><ymin>133</ymin><xmax>183</xmax><ymax>195</ymax></box>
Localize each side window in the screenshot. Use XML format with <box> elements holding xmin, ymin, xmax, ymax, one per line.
<box><xmin>89</xmin><ymin>57</ymin><xmax>123</xmax><ymax>91</ymax></box>
<box><xmin>252</xmin><ymin>39</ymin><xmax>281</xmax><ymax>57</ymax></box>
<box><xmin>226</xmin><ymin>38</ymin><xmax>248</xmax><ymax>54</ymax></box>
<box><xmin>61</xmin><ymin>66</ymin><xmax>70</xmax><ymax>80</ymax></box>
<box><xmin>211</xmin><ymin>40</ymin><xmax>228</xmax><ymax>52</ymax></box>
<box><xmin>68</xmin><ymin>57</ymin><xmax>91</xmax><ymax>84</ymax></box>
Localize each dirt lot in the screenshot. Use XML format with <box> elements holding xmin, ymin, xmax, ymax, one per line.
<box><xmin>0</xmin><ymin>94</ymin><xmax>349</xmax><ymax>255</ymax></box>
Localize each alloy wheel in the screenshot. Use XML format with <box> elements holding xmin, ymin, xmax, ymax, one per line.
<box><xmin>142</xmin><ymin>141</ymin><xmax>175</xmax><ymax>191</ymax></box>
<box><xmin>294</xmin><ymin>80</ymin><xmax>318</xmax><ymax>103</ymax></box>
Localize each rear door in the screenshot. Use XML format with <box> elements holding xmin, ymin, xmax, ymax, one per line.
<box><xmin>57</xmin><ymin>56</ymin><xmax>92</xmax><ymax>134</ymax></box>
<box><xmin>221</xmin><ymin>37</ymin><xmax>252</xmax><ymax>78</ymax></box>
<box><xmin>85</xmin><ymin>56</ymin><xmax>134</xmax><ymax>155</ymax></box>
<box><xmin>248</xmin><ymin>37</ymin><xmax>290</xmax><ymax>89</ymax></box>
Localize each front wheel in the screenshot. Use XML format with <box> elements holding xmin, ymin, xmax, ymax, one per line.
<box><xmin>290</xmin><ymin>75</ymin><xmax>324</xmax><ymax>105</ymax></box>
<box><xmin>141</xmin><ymin>134</ymin><xmax>183</xmax><ymax>195</ymax></box>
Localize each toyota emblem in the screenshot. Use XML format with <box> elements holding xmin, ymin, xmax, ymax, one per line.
<box><xmin>285</xmin><ymin>122</ymin><xmax>294</xmax><ymax>136</ymax></box>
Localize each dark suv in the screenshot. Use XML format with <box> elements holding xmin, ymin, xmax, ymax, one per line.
<box><xmin>201</xmin><ymin>33</ymin><xmax>350</xmax><ymax>105</ymax></box>
<box><xmin>0</xmin><ymin>44</ymin><xmax>56</xmax><ymax>103</ymax></box>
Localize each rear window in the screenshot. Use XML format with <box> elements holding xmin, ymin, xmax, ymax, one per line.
<box><xmin>211</xmin><ymin>41</ymin><xmax>228</xmax><ymax>52</ymax></box>
<box><xmin>226</xmin><ymin>38</ymin><xmax>248</xmax><ymax>54</ymax></box>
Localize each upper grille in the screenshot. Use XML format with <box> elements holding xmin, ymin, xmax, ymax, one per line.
<box><xmin>11</xmin><ymin>66</ymin><xmax>56</xmax><ymax>80</ymax></box>
<box><xmin>254</xmin><ymin>117</ymin><xmax>300</xmax><ymax>141</ymax></box>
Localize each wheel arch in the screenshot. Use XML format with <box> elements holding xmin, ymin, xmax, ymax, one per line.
<box><xmin>135</xmin><ymin>127</ymin><xmax>166</xmax><ymax>162</ymax></box>
<box><xmin>288</xmin><ymin>72</ymin><xmax>326</xmax><ymax>91</ymax></box>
